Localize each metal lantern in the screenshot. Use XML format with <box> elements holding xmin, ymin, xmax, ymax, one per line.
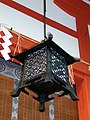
<box><xmin>10</xmin><ymin>38</ymin><xmax>79</xmax><ymax>112</ymax></box>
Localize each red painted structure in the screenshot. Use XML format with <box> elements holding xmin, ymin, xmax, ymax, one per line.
<box><xmin>0</xmin><ymin>0</ymin><xmax>90</xmax><ymax>120</ymax></box>
<box><xmin>55</xmin><ymin>1</ymin><xmax>90</xmax><ymax>120</ymax></box>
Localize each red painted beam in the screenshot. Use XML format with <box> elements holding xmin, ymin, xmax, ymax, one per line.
<box><xmin>63</xmin><ymin>0</ymin><xmax>90</xmax><ymax>17</ymax></box>
<box><xmin>1</xmin><ymin>0</ymin><xmax>78</xmax><ymax>38</ymax></box>
<box><xmin>54</xmin><ymin>0</ymin><xmax>90</xmax><ymax>22</ymax></box>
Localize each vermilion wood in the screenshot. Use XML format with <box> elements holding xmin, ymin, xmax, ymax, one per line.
<box><xmin>74</xmin><ymin>63</ymin><xmax>90</xmax><ymax>120</ymax></box>
<box><xmin>55</xmin><ymin>0</ymin><xmax>90</xmax><ymax>21</ymax></box>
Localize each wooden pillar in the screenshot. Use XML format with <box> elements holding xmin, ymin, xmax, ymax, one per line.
<box><xmin>74</xmin><ymin>63</ymin><xmax>90</xmax><ymax>120</ymax></box>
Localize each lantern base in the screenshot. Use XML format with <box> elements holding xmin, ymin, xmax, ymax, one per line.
<box><xmin>10</xmin><ymin>73</ymin><xmax>79</xmax><ymax>101</ymax></box>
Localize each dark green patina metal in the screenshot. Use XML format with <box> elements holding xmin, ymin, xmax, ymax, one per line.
<box><xmin>10</xmin><ymin>39</ymin><xmax>79</xmax><ymax>112</ymax></box>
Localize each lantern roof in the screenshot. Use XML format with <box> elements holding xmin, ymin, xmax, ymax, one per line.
<box><xmin>11</xmin><ymin>39</ymin><xmax>80</xmax><ymax>65</ymax></box>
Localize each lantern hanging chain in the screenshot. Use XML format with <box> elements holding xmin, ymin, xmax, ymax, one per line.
<box><xmin>43</xmin><ymin>0</ymin><xmax>47</xmax><ymax>40</ymax></box>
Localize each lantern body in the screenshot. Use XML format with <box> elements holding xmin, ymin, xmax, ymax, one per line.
<box><xmin>21</xmin><ymin>46</ymin><xmax>69</xmax><ymax>94</ymax></box>
<box><xmin>10</xmin><ymin>40</ymin><xmax>79</xmax><ymax>111</ymax></box>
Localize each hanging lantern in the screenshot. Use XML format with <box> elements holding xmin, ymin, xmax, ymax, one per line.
<box><xmin>10</xmin><ymin>37</ymin><xmax>79</xmax><ymax>112</ymax></box>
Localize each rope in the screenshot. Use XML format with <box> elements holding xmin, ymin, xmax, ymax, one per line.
<box><xmin>80</xmin><ymin>59</ymin><xmax>90</xmax><ymax>71</ymax></box>
<box><xmin>11</xmin><ymin>34</ymin><xmax>21</xmax><ymax>62</ymax></box>
<box><xmin>80</xmin><ymin>59</ymin><xmax>90</xmax><ymax>65</ymax></box>
<box><xmin>68</xmin><ymin>65</ymin><xmax>75</xmax><ymax>87</ymax></box>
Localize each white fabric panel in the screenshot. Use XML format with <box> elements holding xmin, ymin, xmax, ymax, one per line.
<box><xmin>12</xmin><ymin>0</ymin><xmax>77</xmax><ymax>31</ymax></box>
<box><xmin>0</xmin><ymin>50</ymin><xmax>10</xmax><ymax>60</ymax></box>
<box><xmin>0</xmin><ymin>26</ymin><xmax>13</xmax><ymax>60</ymax></box>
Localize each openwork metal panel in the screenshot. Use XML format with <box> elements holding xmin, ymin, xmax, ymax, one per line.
<box><xmin>51</xmin><ymin>48</ymin><xmax>68</xmax><ymax>83</ymax></box>
<box><xmin>22</xmin><ymin>47</ymin><xmax>47</xmax><ymax>81</ymax></box>
<box><xmin>22</xmin><ymin>46</ymin><xmax>69</xmax><ymax>84</ymax></box>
